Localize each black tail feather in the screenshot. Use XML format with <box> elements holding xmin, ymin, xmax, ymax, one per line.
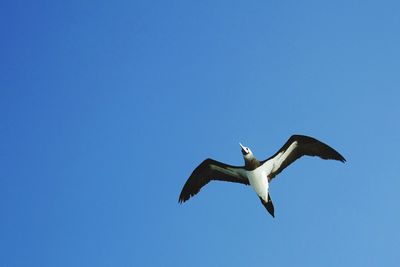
<box><xmin>260</xmin><ymin>193</ymin><xmax>275</xmax><ymax>218</ymax></box>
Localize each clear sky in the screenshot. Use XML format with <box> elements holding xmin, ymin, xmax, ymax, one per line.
<box><xmin>1</xmin><ymin>0</ymin><xmax>400</xmax><ymax>266</ymax></box>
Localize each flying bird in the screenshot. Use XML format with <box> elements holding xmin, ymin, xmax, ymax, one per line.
<box><xmin>178</xmin><ymin>134</ymin><xmax>346</xmax><ymax>217</ymax></box>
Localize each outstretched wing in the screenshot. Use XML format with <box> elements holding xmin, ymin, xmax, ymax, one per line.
<box><xmin>178</xmin><ymin>158</ymin><xmax>249</xmax><ymax>203</ymax></box>
<box><xmin>262</xmin><ymin>135</ymin><xmax>346</xmax><ymax>180</ymax></box>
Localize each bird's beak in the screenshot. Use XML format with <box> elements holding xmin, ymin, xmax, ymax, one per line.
<box><xmin>239</xmin><ymin>143</ymin><xmax>247</xmax><ymax>155</ymax></box>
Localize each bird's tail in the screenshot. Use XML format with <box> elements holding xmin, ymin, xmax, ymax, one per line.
<box><xmin>259</xmin><ymin>193</ymin><xmax>275</xmax><ymax>218</ymax></box>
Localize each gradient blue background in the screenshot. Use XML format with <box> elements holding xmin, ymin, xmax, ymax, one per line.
<box><xmin>1</xmin><ymin>1</ymin><xmax>400</xmax><ymax>266</ymax></box>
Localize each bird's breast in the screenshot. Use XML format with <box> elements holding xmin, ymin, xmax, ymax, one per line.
<box><xmin>247</xmin><ymin>167</ymin><xmax>269</xmax><ymax>200</ymax></box>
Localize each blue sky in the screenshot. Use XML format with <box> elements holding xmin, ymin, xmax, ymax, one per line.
<box><xmin>1</xmin><ymin>0</ymin><xmax>400</xmax><ymax>266</ymax></box>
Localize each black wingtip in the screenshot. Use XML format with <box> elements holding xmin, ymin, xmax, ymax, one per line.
<box><xmin>178</xmin><ymin>195</ymin><xmax>187</xmax><ymax>204</ymax></box>
<box><xmin>178</xmin><ymin>190</ymin><xmax>194</xmax><ymax>204</ymax></box>
<box><xmin>322</xmin><ymin>148</ymin><xmax>346</xmax><ymax>164</ymax></box>
<box><xmin>323</xmin><ymin>145</ymin><xmax>346</xmax><ymax>163</ymax></box>
<box><xmin>337</xmin><ymin>154</ymin><xmax>346</xmax><ymax>163</ymax></box>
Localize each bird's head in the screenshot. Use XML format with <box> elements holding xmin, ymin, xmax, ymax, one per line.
<box><xmin>239</xmin><ymin>143</ymin><xmax>254</xmax><ymax>159</ymax></box>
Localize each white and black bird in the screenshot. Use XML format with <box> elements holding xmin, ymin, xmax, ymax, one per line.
<box><xmin>178</xmin><ymin>135</ymin><xmax>346</xmax><ymax>217</ymax></box>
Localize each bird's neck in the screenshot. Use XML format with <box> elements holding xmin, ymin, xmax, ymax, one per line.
<box><xmin>244</xmin><ymin>155</ymin><xmax>260</xmax><ymax>171</ymax></box>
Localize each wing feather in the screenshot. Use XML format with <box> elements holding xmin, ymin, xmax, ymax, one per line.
<box><xmin>178</xmin><ymin>158</ymin><xmax>249</xmax><ymax>203</ymax></box>
<box><xmin>263</xmin><ymin>135</ymin><xmax>346</xmax><ymax>180</ymax></box>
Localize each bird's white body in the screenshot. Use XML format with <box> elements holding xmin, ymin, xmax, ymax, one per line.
<box><xmin>246</xmin><ymin>166</ymin><xmax>269</xmax><ymax>201</ymax></box>
<box><xmin>243</xmin><ymin>152</ymin><xmax>275</xmax><ymax>202</ymax></box>
<box><xmin>241</xmin><ymin>142</ymin><xmax>300</xmax><ymax>201</ymax></box>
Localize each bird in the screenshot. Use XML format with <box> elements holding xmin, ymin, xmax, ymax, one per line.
<box><xmin>178</xmin><ymin>134</ymin><xmax>346</xmax><ymax>217</ymax></box>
